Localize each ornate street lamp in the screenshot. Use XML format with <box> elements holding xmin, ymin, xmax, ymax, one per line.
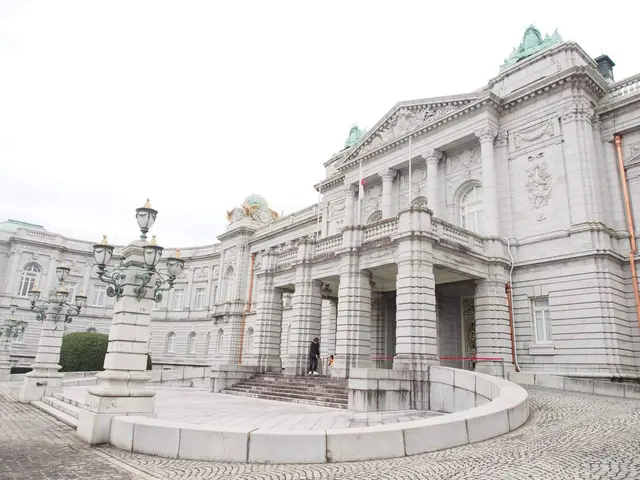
<box><xmin>91</xmin><ymin>199</ymin><xmax>185</xmax><ymax>303</ymax></box>
<box><xmin>0</xmin><ymin>303</ymin><xmax>27</xmax><ymax>343</ymax></box>
<box><xmin>27</xmin><ymin>266</ymin><xmax>87</xmax><ymax>325</ymax></box>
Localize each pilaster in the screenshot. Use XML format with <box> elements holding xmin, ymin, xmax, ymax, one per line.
<box><xmin>344</xmin><ymin>184</ymin><xmax>358</xmax><ymax>227</ymax></box>
<box><xmin>3</xmin><ymin>251</ymin><xmax>21</xmax><ymax>295</ymax></box>
<box><xmin>378</xmin><ymin>168</ymin><xmax>397</xmax><ymax>219</ymax></box>
<box><xmin>320</xmin><ymin>293</ymin><xmax>337</xmax><ymax>358</ymax></box>
<box><xmin>393</xmin><ymin>206</ymin><xmax>438</xmax><ymax>371</ymax></box>
<box><xmin>424</xmin><ymin>148</ymin><xmax>442</xmax><ymax>217</ymax></box>
<box><xmin>475</xmin><ymin>125</ymin><xmax>499</xmax><ymax>236</ymax></box>
<box><xmin>252</xmin><ymin>248</ymin><xmax>283</xmax><ymax>372</ymax></box>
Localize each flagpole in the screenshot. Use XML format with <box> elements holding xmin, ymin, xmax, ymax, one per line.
<box><xmin>408</xmin><ymin>137</ymin><xmax>413</xmax><ymax>207</ymax></box>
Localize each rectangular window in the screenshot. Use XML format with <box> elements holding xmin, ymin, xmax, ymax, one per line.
<box><xmin>92</xmin><ymin>285</ymin><xmax>106</xmax><ymax>307</ymax></box>
<box><xmin>173</xmin><ymin>289</ymin><xmax>185</xmax><ymax>310</ymax></box>
<box><xmin>532</xmin><ymin>297</ymin><xmax>552</xmax><ymax>343</ymax></box>
<box><xmin>65</xmin><ymin>282</ymin><xmax>77</xmax><ymax>302</ymax></box>
<box><xmin>195</xmin><ymin>288</ymin><xmax>205</xmax><ymax>310</ymax></box>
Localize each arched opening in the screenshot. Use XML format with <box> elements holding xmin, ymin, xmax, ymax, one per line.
<box><xmin>18</xmin><ymin>262</ymin><xmax>41</xmax><ymax>297</ymax></box>
<box><xmin>366</xmin><ymin>210</ymin><xmax>383</xmax><ymax>224</ymax></box>
<box><xmin>245</xmin><ymin>327</ymin><xmax>254</xmax><ymax>354</ymax></box>
<box><xmin>221</xmin><ymin>266</ymin><xmax>235</xmax><ymax>302</ymax></box>
<box><xmin>165</xmin><ymin>332</ymin><xmax>176</xmax><ymax>353</ymax></box>
<box><xmin>459</xmin><ymin>184</ymin><xmax>484</xmax><ymax>233</ymax></box>
<box><xmin>216</xmin><ymin>329</ymin><xmax>224</xmax><ymax>355</ymax></box>
<box><xmin>187</xmin><ymin>332</ymin><xmax>197</xmax><ymax>355</ymax></box>
<box><xmin>205</xmin><ymin>331</ymin><xmax>211</xmax><ymax>357</ymax></box>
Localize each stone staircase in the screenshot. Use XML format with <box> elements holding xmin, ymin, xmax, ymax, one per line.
<box><xmin>32</xmin><ymin>393</ymin><xmax>82</xmax><ymax>429</ymax></box>
<box><xmin>222</xmin><ymin>374</ymin><xmax>349</xmax><ymax>409</ymax></box>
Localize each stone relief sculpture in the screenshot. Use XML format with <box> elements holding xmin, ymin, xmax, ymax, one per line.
<box><xmin>501</xmin><ymin>24</ymin><xmax>562</xmax><ymax>70</ymax></box>
<box><xmin>358</xmin><ymin>104</ymin><xmax>464</xmax><ymax>155</ymax></box>
<box><xmin>513</xmin><ymin>120</ymin><xmax>555</xmax><ymax>150</ymax></box>
<box><xmin>226</xmin><ymin>194</ymin><xmax>280</xmax><ymax>226</ymax></box>
<box><xmin>525</xmin><ymin>161</ymin><xmax>552</xmax><ymax>210</ymax></box>
<box><xmin>450</xmin><ymin>147</ymin><xmax>480</xmax><ymax>171</ymax></box>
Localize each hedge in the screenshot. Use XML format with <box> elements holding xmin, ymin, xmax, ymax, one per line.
<box><xmin>60</xmin><ymin>332</ymin><xmax>109</xmax><ymax>372</ymax></box>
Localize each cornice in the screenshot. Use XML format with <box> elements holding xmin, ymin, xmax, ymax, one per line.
<box><xmin>338</xmin><ymin>94</ymin><xmax>501</xmax><ymax>172</ymax></box>
<box><xmin>314</xmin><ymin>173</ymin><xmax>345</xmax><ymax>192</ymax></box>
<box><xmin>216</xmin><ymin>225</ymin><xmax>258</xmax><ymax>242</ymax></box>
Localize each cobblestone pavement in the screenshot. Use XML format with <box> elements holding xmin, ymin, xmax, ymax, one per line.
<box><xmin>1</xmin><ymin>386</ymin><xmax>639</xmax><ymax>480</ymax></box>
<box><xmin>62</xmin><ymin>386</ymin><xmax>438</xmax><ymax>430</ymax></box>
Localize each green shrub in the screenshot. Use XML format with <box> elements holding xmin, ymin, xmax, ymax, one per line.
<box><xmin>60</xmin><ymin>332</ymin><xmax>109</xmax><ymax>372</ymax></box>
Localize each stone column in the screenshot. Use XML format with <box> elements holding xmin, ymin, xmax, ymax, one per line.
<box><xmin>475</xmin><ymin>126</ymin><xmax>499</xmax><ymax>236</ymax></box>
<box><xmin>344</xmin><ymin>184</ymin><xmax>357</xmax><ymax>227</ymax></box>
<box><xmin>3</xmin><ymin>251</ymin><xmax>21</xmax><ymax>295</ymax></box>
<box><xmin>474</xmin><ymin>270</ymin><xmax>513</xmax><ymax>376</ymax></box>
<box><xmin>332</xmin><ymin>254</ymin><xmax>373</xmax><ymax>377</ymax></box>
<box><xmin>77</xmin><ymin>241</ymin><xmax>156</xmax><ymax>445</ymax></box>
<box><xmin>424</xmin><ymin>148</ymin><xmax>441</xmax><ymax>217</ymax></box>
<box><xmin>320</xmin><ymin>296</ymin><xmax>337</xmax><ymax>357</ymax></box>
<box><xmin>252</xmin><ymin>248</ymin><xmax>283</xmax><ymax>372</ymax></box>
<box><xmin>393</xmin><ymin>207</ymin><xmax>438</xmax><ymax>371</ymax></box>
<box><xmin>378</xmin><ymin>168</ymin><xmax>397</xmax><ymax>219</ymax></box>
<box><xmin>286</xmin><ymin>239</ymin><xmax>322</xmax><ymax>375</ymax></box>
<box><xmin>18</xmin><ymin>290</ymin><xmax>66</xmax><ymax>403</ymax></box>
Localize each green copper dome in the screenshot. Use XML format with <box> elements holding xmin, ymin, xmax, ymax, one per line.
<box><xmin>243</xmin><ymin>194</ymin><xmax>269</xmax><ymax>210</ymax></box>
<box><xmin>344</xmin><ymin>124</ymin><xmax>365</xmax><ymax>149</ymax></box>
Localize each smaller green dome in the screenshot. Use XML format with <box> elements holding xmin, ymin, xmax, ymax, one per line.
<box><xmin>243</xmin><ymin>194</ymin><xmax>269</xmax><ymax>210</ymax></box>
<box><xmin>344</xmin><ymin>124</ymin><xmax>365</xmax><ymax>149</ymax></box>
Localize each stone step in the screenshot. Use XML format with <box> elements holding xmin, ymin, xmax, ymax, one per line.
<box><xmin>228</xmin><ymin>385</ymin><xmax>348</xmax><ymax>402</ymax></box>
<box><xmin>32</xmin><ymin>400</ymin><xmax>78</xmax><ymax>429</ymax></box>
<box><xmin>256</xmin><ymin>375</ymin><xmax>347</xmax><ymax>386</ymax></box>
<box><xmin>222</xmin><ymin>390</ymin><xmax>347</xmax><ymax>409</ymax></box>
<box><xmin>42</xmin><ymin>396</ymin><xmax>81</xmax><ymax>419</ymax></box>
<box><xmin>52</xmin><ymin>392</ymin><xmax>85</xmax><ymax>409</ymax></box>
<box><xmin>239</xmin><ymin>381</ymin><xmax>348</xmax><ymax>395</ymax></box>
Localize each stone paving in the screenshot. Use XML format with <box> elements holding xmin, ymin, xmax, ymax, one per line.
<box><xmin>61</xmin><ymin>385</ymin><xmax>438</xmax><ymax>430</ymax></box>
<box><xmin>1</xmin><ymin>386</ymin><xmax>639</xmax><ymax>479</ymax></box>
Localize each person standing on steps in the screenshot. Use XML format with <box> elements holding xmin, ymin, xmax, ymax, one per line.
<box><xmin>308</xmin><ymin>337</ymin><xmax>320</xmax><ymax>375</ymax></box>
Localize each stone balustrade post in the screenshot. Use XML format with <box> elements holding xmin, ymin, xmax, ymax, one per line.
<box><xmin>378</xmin><ymin>168</ymin><xmax>397</xmax><ymax>219</ymax></box>
<box><xmin>475</xmin><ymin>126</ymin><xmax>499</xmax><ymax>236</ymax></box>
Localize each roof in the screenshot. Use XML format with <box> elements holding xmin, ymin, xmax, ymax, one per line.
<box><xmin>0</xmin><ymin>219</ymin><xmax>47</xmax><ymax>233</ymax></box>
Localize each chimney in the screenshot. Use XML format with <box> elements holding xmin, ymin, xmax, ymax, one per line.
<box><xmin>594</xmin><ymin>54</ymin><xmax>615</xmax><ymax>84</ymax></box>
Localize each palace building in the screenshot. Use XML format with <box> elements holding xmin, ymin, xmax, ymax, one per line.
<box><xmin>2</xmin><ymin>26</ymin><xmax>640</xmax><ymax>379</ymax></box>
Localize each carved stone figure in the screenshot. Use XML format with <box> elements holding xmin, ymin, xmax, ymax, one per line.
<box><xmin>226</xmin><ymin>194</ymin><xmax>280</xmax><ymax>226</ymax></box>
<box><xmin>450</xmin><ymin>147</ymin><xmax>480</xmax><ymax>171</ymax></box>
<box><xmin>501</xmin><ymin>25</ymin><xmax>563</xmax><ymax>70</ymax></box>
<box><xmin>525</xmin><ymin>161</ymin><xmax>552</xmax><ymax>210</ymax></box>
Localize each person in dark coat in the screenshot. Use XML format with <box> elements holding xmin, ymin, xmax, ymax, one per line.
<box><xmin>308</xmin><ymin>337</ymin><xmax>320</xmax><ymax>375</ymax></box>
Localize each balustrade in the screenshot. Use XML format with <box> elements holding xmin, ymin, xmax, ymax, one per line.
<box><xmin>432</xmin><ymin>219</ymin><xmax>484</xmax><ymax>252</ymax></box>
<box><xmin>609</xmin><ymin>74</ymin><xmax>640</xmax><ymax>101</ymax></box>
<box><xmin>315</xmin><ymin>234</ymin><xmax>342</xmax><ymax>256</ymax></box>
<box><xmin>363</xmin><ymin>218</ymin><xmax>398</xmax><ymax>242</ymax></box>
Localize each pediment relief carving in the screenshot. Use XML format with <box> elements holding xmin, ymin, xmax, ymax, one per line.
<box><xmin>344</xmin><ymin>102</ymin><xmax>470</xmax><ymax>163</ymax></box>
<box><xmin>448</xmin><ymin>146</ymin><xmax>481</xmax><ymax>172</ymax></box>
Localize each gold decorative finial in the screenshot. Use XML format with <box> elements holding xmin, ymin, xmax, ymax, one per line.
<box><xmin>143</xmin><ymin>198</ymin><xmax>152</xmax><ymax>208</ymax></box>
<box><xmin>150</xmin><ymin>235</ymin><xmax>157</xmax><ymax>246</ymax></box>
<box><xmin>101</xmin><ymin>235</ymin><xmax>108</xmax><ymax>245</ymax></box>
<box><xmin>175</xmin><ymin>248</ymin><xmax>181</xmax><ymax>259</ymax></box>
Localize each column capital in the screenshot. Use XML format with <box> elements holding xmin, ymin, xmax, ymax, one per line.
<box><xmin>345</xmin><ymin>184</ymin><xmax>358</xmax><ymax>197</ymax></box>
<box><xmin>560</xmin><ymin>101</ymin><xmax>595</xmax><ymax>124</ymax></box>
<box><xmin>423</xmin><ymin>148</ymin><xmax>442</xmax><ymax>165</ymax></box>
<box><xmin>474</xmin><ymin>125</ymin><xmax>498</xmax><ymax>144</ymax></box>
<box><xmin>378</xmin><ymin>168</ymin><xmax>397</xmax><ymax>182</ymax></box>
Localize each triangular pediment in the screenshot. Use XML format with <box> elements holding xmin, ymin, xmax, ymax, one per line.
<box><xmin>337</xmin><ymin>94</ymin><xmax>479</xmax><ymax>168</ymax></box>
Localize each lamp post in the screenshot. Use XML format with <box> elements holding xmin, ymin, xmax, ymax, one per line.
<box><xmin>0</xmin><ymin>304</ymin><xmax>27</xmax><ymax>382</ymax></box>
<box><xmin>18</xmin><ymin>267</ymin><xmax>87</xmax><ymax>402</ymax></box>
<box><xmin>77</xmin><ymin>199</ymin><xmax>184</xmax><ymax>445</ymax></box>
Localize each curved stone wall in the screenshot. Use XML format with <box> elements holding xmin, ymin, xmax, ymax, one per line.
<box><xmin>109</xmin><ymin>367</ymin><xmax>528</xmax><ymax>464</ymax></box>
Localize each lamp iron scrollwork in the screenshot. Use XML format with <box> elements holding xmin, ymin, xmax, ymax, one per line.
<box><xmin>91</xmin><ymin>199</ymin><xmax>185</xmax><ymax>303</ymax></box>
<box><xmin>1</xmin><ymin>303</ymin><xmax>28</xmax><ymax>342</ymax></box>
<box><xmin>27</xmin><ymin>265</ymin><xmax>87</xmax><ymax>325</ymax></box>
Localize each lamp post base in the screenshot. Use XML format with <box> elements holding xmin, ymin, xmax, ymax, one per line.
<box><xmin>18</xmin><ymin>370</ymin><xmax>64</xmax><ymax>403</ymax></box>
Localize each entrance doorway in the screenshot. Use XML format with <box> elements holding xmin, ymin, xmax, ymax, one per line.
<box><xmin>460</xmin><ymin>296</ymin><xmax>476</xmax><ymax>371</ymax></box>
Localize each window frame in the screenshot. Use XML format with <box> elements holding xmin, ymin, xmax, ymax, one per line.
<box><xmin>459</xmin><ymin>184</ymin><xmax>484</xmax><ymax>234</ymax></box>
<box><xmin>531</xmin><ymin>297</ymin><xmax>552</xmax><ymax>344</ymax></box>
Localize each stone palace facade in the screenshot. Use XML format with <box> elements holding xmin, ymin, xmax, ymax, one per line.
<box><xmin>2</xmin><ymin>26</ymin><xmax>640</xmax><ymax>378</ymax></box>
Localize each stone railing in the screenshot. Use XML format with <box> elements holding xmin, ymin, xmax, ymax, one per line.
<box><xmin>433</xmin><ymin>219</ymin><xmax>484</xmax><ymax>252</ymax></box>
<box><xmin>277</xmin><ymin>247</ymin><xmax>298</xmax><ymax>268</ymax></box>
<box><xmin>363</xmin><ymin>218</ymin><xmax>398</xmax><ymax>242</ymax></box>
<box><xmin>315</xmin><ymin>234</ymin><xmax>342</xmax><ymax>256</ymax></box>
<box><xmin>609</xmin><ymin>73</ymin><xmax>640</xmax><ymax>102</ymax></box>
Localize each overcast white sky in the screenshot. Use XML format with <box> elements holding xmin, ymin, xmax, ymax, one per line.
<box><xmin>1</xmin><ymin>0</ymin><xmax>638</xmax><ymax>247</ymax></box>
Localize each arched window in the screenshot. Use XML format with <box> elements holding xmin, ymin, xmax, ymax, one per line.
<box><xmin>86</xmin><ymin>327</ymin><xmax>97</xmax><ymax>333</ymax></box>
<box><xmin>165</xmin><ymin>332</ymin><xmax>176</xmax><ymax>353</ymax></box>
<box><xmin>18</xmin><ymin>263</ymin><xmax>41</xmax><ymax>297</ymax></box>
<box><xmin>187</xmin><ymin>332</ymin><xmax>197</xmax><ymax>355</ymax></box>
<box><xmin>245</xmin><ymin>327</ymin><xmax>254</xmax><ymax>354</ymax></box>
<box><xmin>366</xmin><ymin>210</ymin><xmax>382</xmax><ymax>224</ymax></box>
<box><xmin>204</xmin><ymin>331</ymin><xmax>211</xmax><ymax>357</ymax></box>
<box><xmin>221</xmin><ymin>266</ymin><xmax>235</xmax><ymax>302</ymax></box>
<box><xmin>460</xmin><ymin>185</ymin><xmax>484</xmax><ymax>234</ymax></box>
<box><xmin>216</xmin><ymin>328</ymin><xmax>224</xmax><ymax>355</ymax></box>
